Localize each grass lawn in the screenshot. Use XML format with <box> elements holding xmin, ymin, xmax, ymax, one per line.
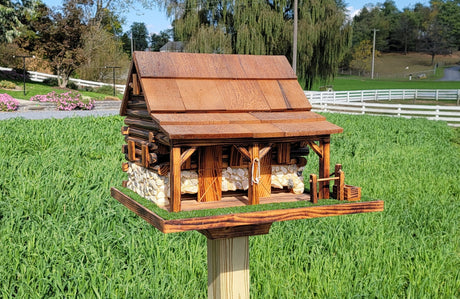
<box><xmin>0</xmin><ymin>114</ymin><xmax>459</xmax><ymax>297</ymax></box>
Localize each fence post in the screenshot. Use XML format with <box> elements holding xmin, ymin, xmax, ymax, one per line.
<box><xmin>347</xmin><ymin>91</ymin><xmax>350</xmax><ymax>103</ymax></box>
<box><xmin>436</xmin><ymin>90</ymin><xmax>439</xmax><ymax>101</ymax></box>
<box><xmin>457</xmin><ymin>90</ymin><xmax>460</xmax><ymax>106</ymax></box>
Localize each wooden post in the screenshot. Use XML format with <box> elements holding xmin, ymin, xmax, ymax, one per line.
<box><xmin>170</xmin><ymin>146</ymin><xmax>181</xmax><ymax>212</ymax></box>
<box><xmin>248</xmin><ymin>143</ymin><xmax>260</xmax><ymax>205</ymax></box>
<box><xmin>319</xmin><ymin>137</ymin><xmax>330</xmax><ymax>199</ymax></box>
<box><xmin>208</xmin><ymin>237</ymin><xmax>249</xmax><ymax>299</ymax></box>
<box><xmin>198</xmin><ymin>146</ymin><xmax>223</xmax><ymax>202</ymax></box>
<box><xmin>310</xmin><ymin>173</ymin><xmax>318</xmax><ymax>203</ymax></box>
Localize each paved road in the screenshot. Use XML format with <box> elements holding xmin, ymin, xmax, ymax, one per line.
<box><xmin>0</xmin><ymin>109</ymin><xmax>119</xmax><ymax>120</ymax></box>
<box><xmin>439</xmin><ymin>65</ymin><xmax>460</xmax><ymax>81</ymax></box>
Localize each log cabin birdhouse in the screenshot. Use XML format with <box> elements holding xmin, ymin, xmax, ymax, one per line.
<box><xmin>119</xmin><ymin>51</ymin><xmax>345</xmax><ymax>213</ymax></box>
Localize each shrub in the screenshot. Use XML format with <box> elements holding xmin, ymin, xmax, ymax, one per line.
<box><xmin>30</xmin><ymin>91</ymin><xmax>95</xmax><ymax>111</ymax></box>
<box><xmin>0</xmin><ymin>93</ymin><xmax>20</xmax><ymax>111</ymax></box>
<box><xmin>42</xmin><ymin>78</ymin><xmax>58</xmax><ymax>86</ymax></box>
<box><xmin>96</xmin><ymin>85</ymin><xmax>114</xmax><ymax>95</ymax></box>
<box><xmin>66</xmin><ymin>81</ymin><xmax>78</xmax><ymax>90</ymax></box>
<box><xmin>0</xmin><ymin>80</ymin><xmax>17</xmax><ymax>89</ymax></box>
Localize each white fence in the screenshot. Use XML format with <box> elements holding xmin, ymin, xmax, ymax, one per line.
<box><xmin>0</xmin><ymin>67</ymin><xmax>125</xmax><ymax>93</ymax></box>
<box><xmin>305</xmin><ymin>90</ymin><xmax>460</xmax><ymax>127</ymax></box>
<box><xmin>305</xmin><ymin>89</ymin><xmax>460</xmax><ymax>104</ymax></box>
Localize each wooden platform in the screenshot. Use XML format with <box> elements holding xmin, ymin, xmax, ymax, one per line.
<box><xmin>111</xmin><ymin>188</ymin><xmax>384</xmax><ymax>236</ymax></box>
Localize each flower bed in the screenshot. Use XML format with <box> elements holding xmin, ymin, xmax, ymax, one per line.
<box><xmin>0</xmin><ymin>93</ymin><xmax>20</xmax><ymax>111</ymax></box>
<box><xmin>30</xmin><ymin>91</ymin><xmax>94</xmax><ymax>111</ymax></box>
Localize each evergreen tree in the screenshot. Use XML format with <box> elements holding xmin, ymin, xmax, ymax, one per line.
<box><xmin>131</xmin><ymin>22</ymin><xmax>149</xmax><ymax>51</ymax></box>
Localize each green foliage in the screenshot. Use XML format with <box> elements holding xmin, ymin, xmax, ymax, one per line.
<box><xmin>131</xmin><ymin>22</ymin><xmax>149</xmax><ymax>51</ymax></box>
<box><xmin>42</xmin><ymin>78</ymin><xmax>58</xmax><ymax>86</ymax></box>
<box><xmin>350</xmin><ymin>40</ymin><xmax>380</xmax><ymax>74</ymax></box>
<box><xmin>96</xmin><ymin>85</ymin><xmax>115</xmax><ymax>95</ymax></box>
<box><xmin>0</xmin><ymin>80</ymin><xmax>16</xmax><ymax>89</ymax></box>
<box><xmin>0</xmin><ymin>115</ymin><xmax>459</xmax><ymax>297</ymax></box>
<box><xmin>169</xmin><ymin>0</ymin><xmax>351</xmax><ymax>89</ymax></box>
<box><xmin>151</xmin><ymin>30</ymin><xmax>171</xmax><ymax>51</ymax></box>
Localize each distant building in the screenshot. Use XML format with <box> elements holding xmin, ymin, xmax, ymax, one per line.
<box><xmin>160</xmin><ymin>41</ymin><xmax>184</xmax><ymax>53</ymax></box>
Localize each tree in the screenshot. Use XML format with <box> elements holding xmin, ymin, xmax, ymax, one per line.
<box><xmin>163</xmin><ymin>0</ymin><xmax>351</xmax><ymax>89</ymax></box>
<box><xmin>0</xmin><ymin>0</ymin><xmax>34</xmax><ymax>42</ymax></box>
<box><xmin>131</xmin><ymin>22</ymin><xmax>149</xmax><ymax>51</ymax></box>
<box><xmin>76</xmin><ymin>25</ymin><xmax>130</xmax><ymax>82</ymax></box>
<box><xmin>38</xmin><ymin>0</ymin><xmax>87</xmax><ymax>87</ymax></box>
<box><xmin>349</xmin><ymin>40</ymin><xmax>379</xmax><ymax>75</ymax></box>
<box><xmin>437</xmin><ymin>0</ymin><xmax>460</xmax><ymax>49</ymax></box>
<box><xmin>151</xmin><ymin>29</ymin><xmax>171</xmax><ymax>51</ymax></box>
<box><xmin>415</xmin><ymin>3</ymin><xmax>453</xmax><ymax>64</ymax></box>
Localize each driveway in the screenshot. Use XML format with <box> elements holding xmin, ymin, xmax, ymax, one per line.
<box><xmin>439</xmin><ymin>65</ymin><xmax>460</xmax><ymax>81</ymax></box>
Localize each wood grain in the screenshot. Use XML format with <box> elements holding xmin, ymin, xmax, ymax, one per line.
<box><xmin>111</xmin><ymin>188</ymin><xmax>384</xmax><ymax>234</ymax></box>
<box><xmin>198</xmin><ymin>146</ymin><xmax>223</xmax><ymax>202</ymax></box>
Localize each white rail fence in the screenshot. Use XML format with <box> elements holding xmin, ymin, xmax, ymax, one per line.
<box><xmin>305</xmin><ymin>90</ymin><xmax>460</xmax><ymax>127</ymax></box>
<box><xmin>0</xmin><ymin>67</ymin><xmax>125</xmax><ymax>93</ymax></box>
<box><xmin>305</xmin><ymin>89</ymin><xmax>460</xmax><ymax>104</ymax></box>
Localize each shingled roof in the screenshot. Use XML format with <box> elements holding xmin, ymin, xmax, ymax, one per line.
<box><xmin>121</xmin><ymin>52</ymin><xmax>342</xmax><ymax>140</ymax></box>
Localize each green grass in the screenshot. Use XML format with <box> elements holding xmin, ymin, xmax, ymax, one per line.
<box><xmin>118</xmin><ymin>186</ymin><xmax>377</xmax><ymax>221</ymax></box>
<box><xmin>0</xmin><ymin>78</ymin><xmax>123</xmax><ymax>101</ymax></box>
<box><xmin>0</xmin><ymin>115</ymin><xmax>459</xmax><ymax>298</ymax></box>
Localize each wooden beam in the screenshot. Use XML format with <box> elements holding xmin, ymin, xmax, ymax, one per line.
<box><xmin>141</xmin><ymin>144</ymin><xmax>149</xmax><ymax>168</ymax></box>
<box><xmin>234</xmin><ymin>145</ymin><xmax>251</xmax><ymax>161</ymax></box>
<box><xmin>170</xmin><ymin>147</ymin><xmax>181</xmax><ymax>212</ymax></box>
<box><xmin>132</xmin><ymin>73</ymin><xmax>140</xmax><ymax>95</ymax></box>
<box><xmin>310</xmin><ymin>174</ymin><xmax>318</xmax><ymax>203</ymax></box>
<box><xmin>248</xmin><ymin>144</ymin><xmax>260</xmax><ymax>205</ymax></box>
<box><xmin>259</xmin><ymin>144</ymin><xmax>273</xmax><ymax>160</ymax></box>
<box><xmin>180</xmin><ymin>147</ymin><xmax>197</xmax><ymax>166</ymax></box>
<box><xmin>319</xmin><ymin>137</ymin><xmax>330</xmax><ymax>199</ymax></box>
<box><xmin>198</xmin><ymin>146</ymin><xmax>222</xmax><ymax>202</ymax></box>
<box><xmin>306</xmin><ymin>141</ymin><xmax>322</xmax><ymax>158</ymax></box>
<box><xmin>127</xmin><ymin>140</ymin><xmax>136</xmax><ymax>161</ymax></box>
<box><xmin>258</xmin><ymin>150</ymin><xmax>272</xmax><ymax>198</ymax></box>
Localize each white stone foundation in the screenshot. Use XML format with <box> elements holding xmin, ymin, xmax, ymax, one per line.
<box><xmin>126</xmin><ymin>162</ymin><xmax>305</xmax><ymax>205</ymax></box>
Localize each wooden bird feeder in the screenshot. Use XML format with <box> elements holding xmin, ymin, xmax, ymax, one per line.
<box><xmin>111</xmin><ymin>52</ymin><xmax>383</xmax><ymax>298</ymax></box>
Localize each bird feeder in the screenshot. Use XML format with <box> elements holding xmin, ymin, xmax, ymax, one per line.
<box><xmin>111</xmin><ymin>52</ymin><xmax>383</xmax><ymax>298</ymax></box>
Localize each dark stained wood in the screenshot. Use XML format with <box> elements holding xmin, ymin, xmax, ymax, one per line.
<box><xmin>126</xmin><ymin>108</ymin><xmax>151</xmax><ymax>120</ymax></box>
<box><xmin>124</xmin><ymin>117</ymin><xmax>161</xmax><ymax>131</ymax></box>
<box><xmin>199</xmin><ymin>224</ymin><xmax>272</xmax><ymax>239</ymax></box>
<box><xmin>180</xmin><ymin>147</ymin><xmax>197</xmax><ymax>166</ymax></box>
<box><xmin>198</xmin><ymin>146</ymin><xmax>223</xmax><ymax>202</ymax></box>
<box><xmin>132</xmin><ymin>74</ymin><xmax>140</xmax><ymax>95</ymax></box>
<box><xmin>310</xmin><ymin>174</ymin><xmax>318</xmax><ymax>204</ymax></box>
<box><xmin>111</xmin><ymin>188</ymin><xmax>384</xmax><ymax>234</ymax></box>
<box><xmin>319</xmin><ymin>137</ymin><xmax>330</xmax><ymax>199</ymax></box>
<box><xmin>248</xmin><ymin>144</ymin><xmax>260</xmax><ymax>205</ymax></box>
<box><xmin>128</xmin><ymin>140</ymin><xmax>136</xmax><ymax>161</ymax></box>
<box><xmin>277</xmin><ymin>143</ymin><xmax>291</xmax><ymax>164</ymax></box>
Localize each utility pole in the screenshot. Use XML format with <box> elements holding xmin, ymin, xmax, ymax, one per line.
<box><xmin>292</xmin><ymin>0</ymin><xmax>298</xmax><ymax>74</ymax></box>
<box><xmin>13</xmin><ymin>55</ymin><xmax>35</xmax><ymax>96</ymax></box>
<box><xmin>371</xmin><ymin>29</ymin><xmax>379</xmax><ymax>80</ymax></box>
<box><xmin>105</xmin><ymin>66</ymin><xmax>121</xmax><ymax>96</ymax></box>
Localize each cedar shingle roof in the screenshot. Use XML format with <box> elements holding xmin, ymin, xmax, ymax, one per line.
<box><xmin>122</xmin><ymin>52</ymin><xmax>342</xmax><ymax>140</ymax></box>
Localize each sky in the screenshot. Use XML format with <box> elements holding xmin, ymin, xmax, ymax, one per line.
<box><xmin>41</xmin><ymin>0</ymin><xmax>430</xmax><ymax>35</ymax></box>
